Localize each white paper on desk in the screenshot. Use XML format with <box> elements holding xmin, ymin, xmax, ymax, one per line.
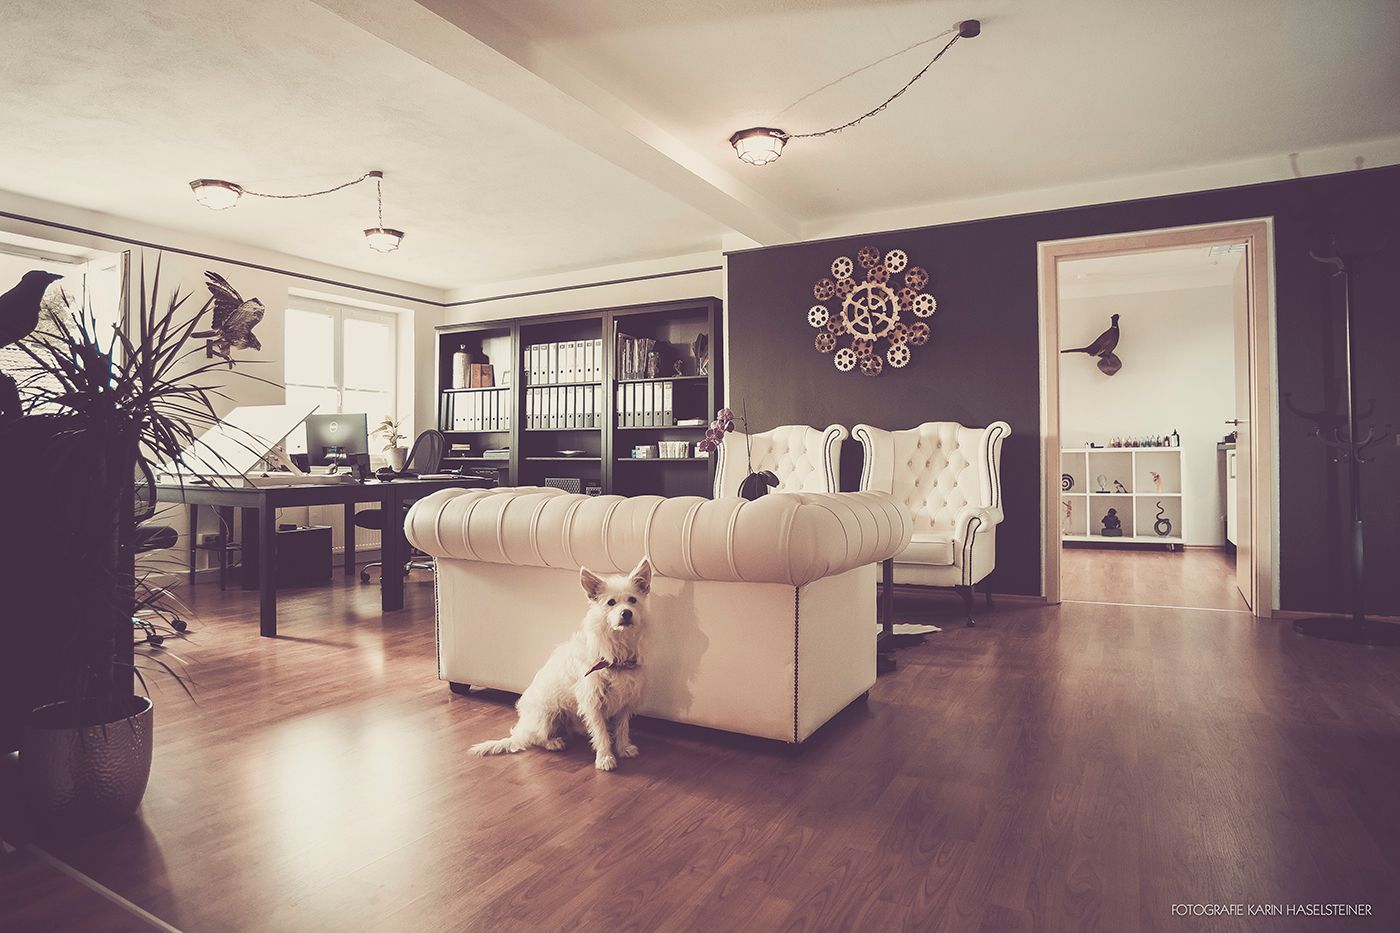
<box><xmin>163</xmin><ymin>403</ymin><xmax>318</xmax><ymax>479</ymax></box>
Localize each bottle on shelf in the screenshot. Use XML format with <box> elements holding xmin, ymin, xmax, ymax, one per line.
<box><xmin>452</xmin><ymin>343</ymin><xmax>471</xmax><ymax>389</ymax></box>
<box><xmin>1171</xmin><ymin>429</ymin><xmax>1180</xmax><ymax>448</ymax></box>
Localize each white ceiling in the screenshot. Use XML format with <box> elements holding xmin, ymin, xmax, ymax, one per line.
<box><xmin>0</xmin><ymin>0</ymin><xmax>728</xmax><ymax>290</ymax></box>
<box><xmin>0</xmin><ymin>0</ymin><xmax>1396</xmax><ymax>292</ymax></box>
<box><xmin>1060</xmin><ymin>245</ymin><xmax>1245</xmax><ymax>299</ymax></box>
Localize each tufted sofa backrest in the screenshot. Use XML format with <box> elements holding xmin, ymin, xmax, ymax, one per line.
<box><xmin>713</xmin><ymin>424</ymin><xmax>848</xmax><ymax>498</ymax></box>
<box><xmin>853</xmin><ymin>421</ymin><xmax>1010</xmax><ymax>533</ymax></box>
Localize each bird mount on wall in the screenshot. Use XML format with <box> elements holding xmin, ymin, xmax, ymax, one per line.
<box><xmin>0</xmin><ymin>270</ymin><xmax>65</xmax><ymax>423</ymax></box>
<box><xmin>194</xmin><ymin>271</ymin><xmax>264</xmax><ymax>367</ymax></box>
<box><xmin>806</xmin><ymin>245</ymin><xmax>936</xmax><ymax>376</ymax></box>
<box><xmin>1061</xmin><ymin>313</ymin><xmax>1122</xmax><ymax>375</ymax></box>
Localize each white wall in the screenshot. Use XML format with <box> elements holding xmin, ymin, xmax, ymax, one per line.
<box><xmin>1060</xmin><ymin>285</ymin><xmax>1237</xmax><ymax>545</ymax></box>
<box><xmin>1</xmin><ymin>191</ymin><xmax>447</xmax><ymax>571</ymax></box>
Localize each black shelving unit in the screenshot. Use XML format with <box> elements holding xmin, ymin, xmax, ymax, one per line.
<box><xmin>434</xmin><ymin>297</ymin><xmax>721</xmax><ymax>497</ymax></box>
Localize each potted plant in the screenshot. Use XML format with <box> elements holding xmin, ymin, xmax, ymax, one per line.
<box><xmin>0</xmin><ymin>259</ymin><xmax>254</xmax><ymax>834</ymax></box>
<box><xmin>697</xmin><ymin>404</ymin><xmax>777</xmax><ymax>500</ymax></box>
<box><xmin>374</xmin><ymin>415</ymin><xmax>408</xmax><ymax>471</ymax></box>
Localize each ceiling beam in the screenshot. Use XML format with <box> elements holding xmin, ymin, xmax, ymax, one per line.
<box><xmin>312</xmin><ymin>0</ymin><xmax>801</xmax><ymax>245</ymax></box>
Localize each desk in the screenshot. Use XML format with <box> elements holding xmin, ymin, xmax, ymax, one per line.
<box><xmin>156</xmin><ymin>477</ymin><xmax>484</xmax><ymax>637</ymax></box>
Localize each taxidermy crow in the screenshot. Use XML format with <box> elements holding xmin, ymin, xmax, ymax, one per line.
<box><xmin>1061</xmin><ymin>313</ymin><xmax>1122</xmax><ymax>376</ymax></box>
<box><xmin>0</xmin><ymin>270</ymin><xmax>64</xmax><ymax>423</ymax></box>
<box><xmin>0</xmin><ymin>270</ymin><xmax>63</xmax><ymax>348</ymax></box>
<box><xmin>193</xmin><ymin>271</ymin><xmax>264</xmax><ymax>367</ymax></box>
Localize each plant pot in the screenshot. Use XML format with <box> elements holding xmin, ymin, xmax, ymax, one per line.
<box><xmin>22</xmin><ymin>695</ymin><xmax>153</xmax><ymax>834</ymax></box>
<box><xmin>739</xmin><ymin>470</ymin><xmax>780</xmax><ymax>501</ymax></box>
<box><xmin>387</xmin><ymin>446</ymin><xmax>408</xmax><ymax>472</ymax></box>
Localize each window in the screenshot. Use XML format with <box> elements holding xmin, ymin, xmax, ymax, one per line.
<box><xmin>284</xmin><ymin>300</ymin><xmax>398</xmax><ymax>453</ymax></box>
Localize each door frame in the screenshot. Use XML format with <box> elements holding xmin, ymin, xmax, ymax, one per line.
<box><xmin>1036</xmin><ymin>219</ymin><xmax>1278</xmax><ymax>615</ymax></box>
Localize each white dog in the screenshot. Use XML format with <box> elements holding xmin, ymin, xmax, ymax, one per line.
<box><xmin>469</xmin><ymin>558</ymin><xmax>652</xmax><ymax>771</ymax></box>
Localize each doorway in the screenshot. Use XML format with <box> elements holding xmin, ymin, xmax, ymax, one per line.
<box><xmin>1038</xmin><ymin>221</ymin><xmax>1277</xmax><ymax>615</ymax></box>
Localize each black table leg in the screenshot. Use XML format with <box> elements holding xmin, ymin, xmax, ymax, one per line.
<box><xmin>187</xmin><ymin>503</ymin><xmax>198</xmax><ymax>587</ymax></box>
<box><xmin>218</xmin><ymin>506</ymin><xmax>233</xmax><ymax>590</ymax></box>
<box><xmin>344</xmin><ymin>502</ymin><xmax>357</xmax><ymax>577</ymax></box>
<box><xmin>381</xmin><ymin>486</ymin><xmax>405</xmax><ymax>612</ymax></box>
<box><xmin>257</xmin><ymin>505</ymin><xmax>277</xmax><ymax>637</ymax></box>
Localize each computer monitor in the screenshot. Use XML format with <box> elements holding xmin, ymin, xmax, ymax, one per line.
<box><xmin>305</xmin><ymin>413</ymin><xmax>369</xmax><ymax>468</ymax></box>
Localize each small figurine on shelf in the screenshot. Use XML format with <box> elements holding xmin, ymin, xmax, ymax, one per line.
<box><xmin>1096</xmin><ymin>473</ymin><xmax>1109</xmax><ymax>493</ymax></box>
<box><xmin>1101</xmin><ymin>508</ymin><xmax>1124</xmax><ymax>537</ymax></box>
<box><xmin>1150</xmin><ymin>470</ymin><xmax>1164</xmax><ymax>493</ymax></box>
<box><xmin>1154</xmin><ymin>502</ymin><xmax>1173</xmax><ymax>537</ymax></box>
<box><xmin>1112</xmin><ymin>479</ymin><xmax>1127</xmax><ymax>493</ymax></box>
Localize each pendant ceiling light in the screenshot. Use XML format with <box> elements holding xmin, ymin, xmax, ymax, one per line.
<box><xmin>189</xmin><ymin>170</ymin><xmax>404</xmax><ymax>252</ymax></box>
<box><xmin>728</xmin><ymin>19</ymin><xmax>981</xmax><ymax>165</ymax></box>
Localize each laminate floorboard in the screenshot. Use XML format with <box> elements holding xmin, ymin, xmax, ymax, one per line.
<box><xmin>1062</xmin><ymin>545</ymin><xmax>1249</xmax><ymax>611</ymax></box>
<box><xmin>2</xmin><ymin>574</ymin><xmax>1397</xmax><ymax>932</ymax></box>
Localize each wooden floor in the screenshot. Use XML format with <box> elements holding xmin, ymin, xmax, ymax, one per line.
<box><xmin>1062</xmin><ymin>545</ymin><xmax>1249</xmax><ymax>611</ymax></box>
<box><xmin>3</xmin><ymin>574</ymin><xmax>1399</xmax><ymax>932</ymax></box>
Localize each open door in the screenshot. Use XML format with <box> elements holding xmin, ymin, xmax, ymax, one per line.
<box><xmin>1231</xmin><ymin>255</ymin><xmax>1254</xmax><ymax>610</ymax></box>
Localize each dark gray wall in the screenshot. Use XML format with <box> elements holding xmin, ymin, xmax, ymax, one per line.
<box><xmin>728</xmin><ymin>166</ymin><xmax>1400</xmax><ymax>611</ymax></box>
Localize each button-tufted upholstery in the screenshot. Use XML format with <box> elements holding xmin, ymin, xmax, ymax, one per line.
<box><xmin>854</xmin><ymin>421</ymin><xmax>1010</xmax><ymax>588</ymax></box>
<box><xmin>411</xmin><ymin>487</ymin><xmax>914</xmax><ymax>744</ymax></box>
<box><xmin>713</xmin><ymin>424</ymin><xmax>848</xmax><ymax>498</ymax></box>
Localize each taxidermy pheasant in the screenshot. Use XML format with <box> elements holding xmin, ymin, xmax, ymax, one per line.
<box><xmin>193</xmin><ymin>271</ymin><xmax>264</xmax><ymax>367</ymax></box>
<box><xmin>0</xmin><ymin>270</ymin><xmax>64</xmax><ymax>422</ymax></box>
<box><xmin>1061</xmin><ymin>313</ymin><xmax>1122</xmax><ymax>376</ymax></box>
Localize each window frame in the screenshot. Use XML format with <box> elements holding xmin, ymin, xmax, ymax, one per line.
<box><xmin>283</xmin><ymin>298</ymin><xmax>399</xmax><ymax>445</ymax></box>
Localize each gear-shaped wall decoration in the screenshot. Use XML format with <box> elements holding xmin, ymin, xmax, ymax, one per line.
<box><xmin>803</xmin><ymin>244</ymin><xmax>939</xmax><ymax>376</ymax></box>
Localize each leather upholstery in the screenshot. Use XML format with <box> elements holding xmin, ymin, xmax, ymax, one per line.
<box><xmin>407</xmin><ymin>487</ymin><xmax>911</xmax><ymax>587</ymax></box>
<box><xmin>853</xmin><ymin>421</ymin><xmax>1010</xmax><ymax>587</ymax></box>
<box><xmin>414</xmin><ymin>487</ymin><xmax>913</xmax><ymax>743</ymax></box>
<box><xmin>713</xmin><ymin>424</ymin><xmax>847</xmax><ymax>498</ymax></box>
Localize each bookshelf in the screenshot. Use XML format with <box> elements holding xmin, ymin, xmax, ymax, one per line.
<box><xmin>435</xmin><ymin>297</ymin><xmax>722</xmax><ymax>497</ymax></box>
<box><xmin>1061</xmin><ymin>446</ymin><xmax>1184</xmax><ymax>548</ymax></box>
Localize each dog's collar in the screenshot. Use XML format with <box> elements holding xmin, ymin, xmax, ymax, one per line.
<box><xmin>586</xmin><ymin>657</ymin><xmax>640</xmax><ymax>676</ymax></box>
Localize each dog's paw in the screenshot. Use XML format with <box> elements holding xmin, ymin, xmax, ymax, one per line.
<box><xmin>543</xmin><ymin>737</ymin><xmax>567</xmax><ymax>751</ymax></box>
<box><xmin>619</xmin><ymin>744</ymin><xmax>640</xmax><ymax>759</ymax></box>
<box><xmin>595</xmin><ymin>754</ymin><xmax>617</xmax><ymax>771</ymax></box>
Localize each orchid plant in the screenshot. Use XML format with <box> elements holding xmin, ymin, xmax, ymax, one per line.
<box><xmin>697</xmin><ymin>403</ymin><xmax>777</xmax><ymax>499</ymax></box>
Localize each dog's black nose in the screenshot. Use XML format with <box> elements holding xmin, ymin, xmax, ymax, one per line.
<box><xmin>619</xmin><ymin>608</ymin><xmax>633</xmax><ymax>624</ymax></box>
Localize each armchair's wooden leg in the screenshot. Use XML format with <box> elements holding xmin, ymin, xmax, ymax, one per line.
<box><xmin>955</xmin><ymin>585</ymin><xmax>976</xmax><ymax>627</ymax></box>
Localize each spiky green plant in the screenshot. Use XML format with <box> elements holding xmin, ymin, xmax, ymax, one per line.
<box><xmin>4</xmin><ymin>257</ymin><xmax>269</xmax><ymax>724</ymax></box>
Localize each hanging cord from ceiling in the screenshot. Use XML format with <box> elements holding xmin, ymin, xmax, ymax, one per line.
<box><xmin>237</xmin><ymin>170</ymin><xmax>382</xmax><ymax>200</ymax></box>
<box><xmin>778</xmin><ymin>22</ymin><xmax>976</xmax><ymax>142</ymax></box>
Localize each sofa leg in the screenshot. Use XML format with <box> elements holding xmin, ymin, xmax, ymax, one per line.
<box><xmin>955</xmin><ymin>585</ymin><xmax>976</xmax><ymax>627</ymax></box>
<box><xmin>449</xmin><ymin>682</ymin><xmax>472</xmax><ymax>695</ymax></box>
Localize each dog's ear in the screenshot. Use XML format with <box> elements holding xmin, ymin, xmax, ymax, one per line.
<box><xmin>580</xmin><ymin>567</ymin><xmax>606</xmax><ymax>600</ymax></box>
<box><xmin>630</xmin><ymin>557</ymin><xmax>653</xmax><ymax>595</ymax></box>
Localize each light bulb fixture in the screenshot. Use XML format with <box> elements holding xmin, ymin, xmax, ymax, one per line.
<box><xmin>187</xmin><ymin>168</ymin><xmax>405</xmax><ymax>252</ymax></box>
<box><xmin>363</xmin><ymin>227</ymin><xmax>405</xmax><ymax>253</ymax></box>
<box><xmin>728</xmin><ymin>127</ymin><xmax>787</xmax><ymax>166</ymax></box>
<box><xmin>728</xmin><ymin>19</ymin><xmax>981</xmax><ymax>165</ymax></box>
<box><xmin>189</xmin><ymin>179</ymin><xmax>244</xmax><ymax>210</ymax></box>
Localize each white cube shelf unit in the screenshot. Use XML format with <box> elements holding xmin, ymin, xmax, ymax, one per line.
<box><xmin>1061</xmin><ymin>447</ymin><xmax>1184</xmax><ymax>547</ymax></box>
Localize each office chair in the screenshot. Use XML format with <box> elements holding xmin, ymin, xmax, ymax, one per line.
<box><xmin>356</xmin><ymin>430</ymin><xmax>446</xmax><ymax>585</ymax></box>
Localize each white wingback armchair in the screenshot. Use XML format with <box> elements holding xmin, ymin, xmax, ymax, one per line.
<box><xmin>853</xmin><ymin>420</ymin><xmax>1010</xmax><ymax>625</ymax></box>
<box><xmin>713</xmin><ymin>424</ymin><xmax>848</xmax><ymax>498</ymax></box>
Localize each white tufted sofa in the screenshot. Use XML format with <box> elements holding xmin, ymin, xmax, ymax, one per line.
<box><xmin>713</xmin><ymin>424</ymin><xmax>848</xmax><ymax>498</ymax></box>
<box><xmin>406</xmin><ymin>486</ymin><xmax>912</xmax><ymax>743</ymax></box>
<box><xmin>853</xmin><ymin>421</ymin><xmax>1010</xmax><ymax>624</ymax></box>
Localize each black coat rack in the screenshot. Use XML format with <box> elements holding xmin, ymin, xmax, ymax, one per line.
<box><xmin>1288</xmin><ymin>242</ymin><xmax>1398</xmax><ymax>645</ymax></box>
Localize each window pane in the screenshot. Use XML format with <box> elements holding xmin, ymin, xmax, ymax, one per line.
<box><xmin>284</xmin><ymin>308</ymin><xmax>335</xmax><ymax>386</ymax></box>
<box><xmin>343</xmin><ymin>317</ymin><xmax>393</xmax><ymax>391</ymax></box>
<box><xmin>343</xmin><ymin>390</ymin><xmax>393</xmax><ymax>434</ymax></box>
<box><xmin>284</xmin><ymin>384</ymin><xmax>341</xmax><ymax>454</ymax></box>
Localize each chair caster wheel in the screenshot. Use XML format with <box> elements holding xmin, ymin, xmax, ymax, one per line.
<box><xmin>966</xmin><ymin>619</ymin><xmax>976</xmax><ymax>628</ymax></box>
<box><xmin>359</xmin><ymin>572</ymin><xmax>371</xmax><ymax>584</ymax></box>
